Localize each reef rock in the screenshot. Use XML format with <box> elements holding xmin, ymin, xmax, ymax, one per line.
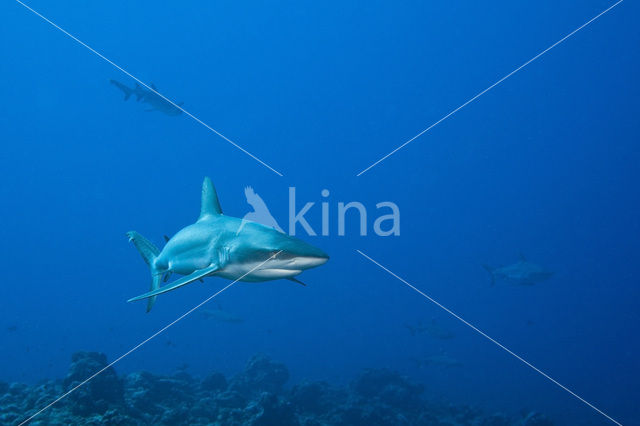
<box><xmin>351</xmin><ymin>368</ymin><xmax>424</xmax><ymax>409</ymax></box>
<box><xmin>63</xmin><ymin>351</ymin><xmax>123</xmax><ymax>416</ymax></box>
<box><xmin>229</xmin><ymin>354</ymin><xmax>289</xmax><ymax>398</ymax></box>
<box><xmin>0</xmin><ymin>352</ymin><xmax>556</xmax><ymax>426</ymax></box>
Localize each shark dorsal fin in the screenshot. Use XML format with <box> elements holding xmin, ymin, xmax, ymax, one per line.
<box><xmin>199</xmin><ymin>177</ymin><xmax>222</xmax><ymax>220</ymax></box>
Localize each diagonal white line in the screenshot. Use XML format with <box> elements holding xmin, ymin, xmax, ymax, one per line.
<box><xmin>14</xmin><ymin>0</ymin><xmax>284</xmax><ymax>177</ymax></box>
<box><xmin>356</xmin><ymin>249</ymin><xmax>623</xmax><ymax>426</ymax></box>
<box><xmin>18</xmin><ymin>251</ymin><xmax>282</xmax><ymax>425</ymax></box>
<box><xmin>356</xmin><ymin>0</ymin><xmax>624</xmax><ymax>176</ymax></box>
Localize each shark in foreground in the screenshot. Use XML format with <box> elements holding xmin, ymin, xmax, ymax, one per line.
<box><xmin>110</xmin><ymin>79</ymin><xmax>183</xmax><ymax>116</ymax></box>
<box><xmin>127</xmin><ymin>177</ymin><xmax>329</xmax><ymax>311</ymax></box>
<box><xmin>482</xmin><ymin>254</ymin><xmax>553</xmax><ymax>286</ymax></box>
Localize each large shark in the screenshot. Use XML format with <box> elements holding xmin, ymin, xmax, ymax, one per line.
<box><xmin>127</xmin><ymin>177</ymin><xmax>329</xmax><ymax>311</ymax></box>
<box><xmin>482</xmin><ymin>254</ymin><xmax>553</xmax><ymax>286</ymax></box>
<box><xmin>110</xmin><ymin>79</ymin><xmax>183</xmax><ymax>116</ymax></box>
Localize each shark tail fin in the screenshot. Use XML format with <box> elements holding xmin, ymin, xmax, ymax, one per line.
<box><xmin>481</xmin><ymin>264</ymin><xmax>496</xmax><ymax>286</ymax></box>
<box><xmin>126</xmin><ymin>231</ymin><xmax>161</xmax><ymax>312</ymax></box>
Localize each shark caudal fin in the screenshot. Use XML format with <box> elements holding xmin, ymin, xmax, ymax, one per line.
<box><xmin>481</xmin><ymin>264</ymin><xmax>496</xmax><ymax>286</ymax></box>
<box><xmin>110</xmin><ymin>79</ymin><xmax>134</xmax><ymax>101</ymax></box>
<box><xmin>126</xmin><ymin>231</ymin><xmax>162</xmax><ymax>312</ymax></box>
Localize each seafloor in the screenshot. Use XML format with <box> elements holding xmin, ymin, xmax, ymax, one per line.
<box><xmin>2</xmin><ymin>352</ymin><xmax>553</xmax><ymax>425</ymax></box>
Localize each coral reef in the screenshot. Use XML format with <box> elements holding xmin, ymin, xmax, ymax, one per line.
<box><xmin>1</xmin><ymin>351</ymin><xmax>555</xmax><ymax>425</ymax></box>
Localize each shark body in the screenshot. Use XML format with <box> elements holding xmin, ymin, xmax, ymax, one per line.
<box><xmin>110</xmin><ymin>79</ymin><xmax>183</xmax><ymax>116</ymax></box>
<box><xmin>411</xmin><ymin>354</ymin><xmax>462</xmax><ymax>369</ymax></box>
<box><xmin>482</xmin><ymin>254</ymin><xmax>553</xmax><ymax>286</ymax></box>
<box><xmin>199</xmin><ymin>306</ymin><xmax>244</xmax><ymax>323</ymax></box>
<box><xmin>404</xmin><ymin>319</ymin><xmax>454</xmax><ymax>340</ymax></box>
<box><xmin>127</xmin><ymin>177</ymin><xmax>328</xmax><ymax>311</ymax></box>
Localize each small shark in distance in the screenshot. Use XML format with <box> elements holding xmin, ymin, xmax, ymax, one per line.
<box><xmin>199</xmin><ymin>304</ymin><xmax>244</xmax><ymax>324</ymax></box>
<box><xmin>110</xmin><ymin>79</ymin><xmax>183</xmax><ymax>116</ymax></box>
<box><xmin>482</xmin><ymin>254</ymin><xmax>553</xmax><ymax>286</ymax></box>
<box><xmin>404</xmin><ymin>319</ymin><xmax>455</xmax><ymax>340</ymax></box>
<box><xmin>127</xmin><ymin>177</ymin><xmax>329</xmax><ymax>312</ymax></box>
<box><xmin>411</xmin><ymin>353</ymin><xmax>462</xmax><ymax>369</ymax></box>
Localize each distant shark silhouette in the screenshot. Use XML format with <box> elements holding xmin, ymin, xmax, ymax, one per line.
<box><xmin>411</xmin><ymin>353</ymin><xmax>462</xmax><ymax>369</ymax></box>
<box><xmin>199</xmin><ymin>302</ymin><xmax>244</xmax><ymax>324</ymax></box>
<box><xmin>482</xmin><ymin>254</ymin><xmax>554</xmax><ymax>286</ymax></box>
<box><xmin>404</xmin><ymin>319</ymin><xmax>455</xmax><ymax>340</ymax></box>
<box><xmin>237</xmin><ymin>186</ymin><xmax>284</xmax><ymax>235</ymax></box>
<box><xmin>110</xmin><ymin>79</ymin><xmax>183</xmax><ymax>116</ymax></box>
<box><xmin>127</xmin><ymin>177</ymin><xmax>328</xmax><ymax>311</ymax></box>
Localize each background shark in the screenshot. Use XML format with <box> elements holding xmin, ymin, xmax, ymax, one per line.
<box><xmin>127</xmin><ymin>177</ymin><xmax>329</xmax><ymax>311</ymax></box>
<box><xmin>199</xmin><ymin>303</ymin><xmax>244</xmax><ymax>324</ymax></box>
<box><xmin>404</xmin><ymin>319</ymin><xmax>455</xmax><ymax>340</ymax></box>
<box><xmin>110</xmin><ymin>79</ymin><xmax>183</xmax><ymax>116</ymax></box>
<box><xmin>482</xmin><ymin>254</ymin><xmax>554</xmax><ymax>286</ymax></box>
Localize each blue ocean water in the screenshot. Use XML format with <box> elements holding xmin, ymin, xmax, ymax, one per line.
<box><xmin>0</xmin><ymin>0</ymin><xmax>638</xmax><ymax>424</ymax></box>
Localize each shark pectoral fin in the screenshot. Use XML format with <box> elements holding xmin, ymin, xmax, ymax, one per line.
<box><xmin>128</xmin><ymin>265</ymin><xmax>219</xmax><ymax>303</ymax></box>
<box><xmin>286</xmin><ymin>277</ymin><xmax>306</xmax><ymax>286</ymax></box>
<box><xmin>481</xmin><ymin>264</ymin><xmax>495</xmax><ymax>286</ymax></box>
<box><xmin>110</xmin><ymin>79</ymin><xmax>133</xmax><ymax>101</ymax></box>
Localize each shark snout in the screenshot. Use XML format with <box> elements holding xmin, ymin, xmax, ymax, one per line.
<box><xmin>293</xmin><ymin>255</ymin><xmax>329</xmax><ymax>269</ymax></box>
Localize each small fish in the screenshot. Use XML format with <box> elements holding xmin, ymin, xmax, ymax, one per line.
<box><xmin>6</xmin><ymin>325</ymin><xmax>18</xmax><ymax>332</ymax></box>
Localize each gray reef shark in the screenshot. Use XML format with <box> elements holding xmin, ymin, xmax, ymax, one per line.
<box><xmin>482</xmin><ymin>254</ymin><xmax>553</xmax><ymax>286</ymax></box>
<box><xmin>110</xmin><ymin>79</ymin><xmax>183</xmax><ymax>116</ymax></box>
<box><xmin>199</xmin><ymin>305</ymin><xmax>244</xmax><ymax>324</ymax></box>
<box><xmin>404</xmin><ymin>319</ymin><xmax>455</xmax><ymax>340</ymax></box>
<box><xmin>411</xmin><ymin>353</ymin><xmax>462</xmax><ymax>369</ymax></box>
<box><xmin>127</xmin><ymin>177</ymin><xmax>329</xmax><ymax>311</ymax></box>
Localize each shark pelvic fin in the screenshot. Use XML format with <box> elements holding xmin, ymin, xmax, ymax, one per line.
<box><xmin>147</xmin><ymin>274</ymin><xmax>162</xmax><ymax>312</ymax></box>
<box><xmin>198</xmin><ymin>177</ymin><xmax>223</xmax><ymax>220</ymax></box>
<box><xmin>287</xmin><ymin>277</ymin><xmax>307</xmax><ymax>286</ymax></box>
<box><xmin>128</xmin><ymin>265</ymin><xmax>219</xmax><ymax>303</ymax></box>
